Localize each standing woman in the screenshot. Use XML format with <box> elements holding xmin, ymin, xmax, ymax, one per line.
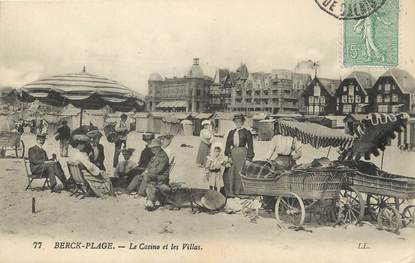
<box><xmin>195</xmin><ymin>120</ymin><xmax>213</xmax><ymax>167</ymax></box>
<box><xmin>224</xmin><ymin>113</ymin><xmax>254</xmax><ymax>196</ymax></box>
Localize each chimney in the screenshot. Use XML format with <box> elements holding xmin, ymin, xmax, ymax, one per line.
<box><xmin>193</xmin><ymin>58</ymin><xmax>199</xmax><ymax>66</ymax></box>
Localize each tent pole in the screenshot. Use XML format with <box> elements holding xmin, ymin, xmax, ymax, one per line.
<box><xmin>80</xmin><ymin>108</ymin><xmax>83</xmax><ymax>127</ymax></box>
<box><xmin>381</xmin><ymin>150</ymin><xmax>385</xmax><ymax>170</ymax></box>
<box><xmin>326</xmin><ymin>146</ymin><xmax>331</xmax><ymax>158</ymax></box>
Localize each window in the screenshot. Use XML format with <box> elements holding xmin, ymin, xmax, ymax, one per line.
<box><xmin>348</xmin><ymin>95</ymin><xmax>354</xmax><ymax>103</ymax></box>
<box><xmin>385</xmin><ymin>83</ymin><xmax>391</xmax><ymax>93</ymax></box>
<box><xmin>314</xmin><ymin>97</ymin><xmax>319</xmax><ymax>103</ymax></box>
<box><xmin>392</xmin><ymin>94</ymin><xmax>399</xmax><ymax>102</ymax></box>
<box><xmin>343</xmin><ymin>86</ymin><xmax>347</xmax><ymax>92</ymax></box>
<box><xmin>365</xmin><ymin>96</ymin><xmax>369</xmax><ymax>103</ymax></box>
<box><xmin>343</xmin><ymin>104</ymin><xmax>352</xmax><ymax>113</ymax></box>
<box><xmin>315</xmin><ymin>105</ymin><xmax>320</xmax><ymax>114</ymax></box>
<box><xmin>348</xmin><ymin>85</ymin><xmax>355</xmax><ymax>96</ymax></box>
<box><xmin>309</xmin><ymin>96</ymin><xmax>313</xmax><ymax>104</ymax></box>
<box><xmin>356</xmin><ymin>104</ymin><xmax>364</xmax><ymax>113</ymax></box>
<box><xmin>313</xmin><ymin>85</ymin><xmax>321</xmax><ymax>96</ymax></box>
<box><xmin>378</xmin><ymin>105</ymin><xmax>388</xmax><ymax>113</ymax></box>
<box><xmin>355</xmin><ymin>95</ymin><xmax>361</xmax><ymax>103</ymax></box>
<box><xmin>337</xmin><ymin>97</ymin><xmax>340</xmax><ymax>103</ymax></box>
<box><xmin>384</xmin><ymin>95</ymin><xmax>390</xmax><ymax>103</ymax></box>
<box><xmin>320</xmin><ymin>96</ymin><xmax>326</xmax><ymax>105</ymax></box>
<box><xmin>392</xmin><ymin>105</ymin><xmax>401</xmax><ymax>113</ymax></box>
<box><xmin>377</xmin><ymin>95</ymin><xmax>383</xmax><ymax>103</ymax></box>
<box><xmin>342</xmin><ymin>95</ymin><xmax>347</xmax><ymax>103</ymax></box>
<box><xmin>378</xmin><ymin>84</ymin><xmax>382</xmax><ymax>91</ymax></box>
<box><xmin>336</xmin><ymin>105</ymin><xmax>339</xmax><ymax>111</ymax></box>
<box><xmin>308</xmin><ymin>105</ymin><xmax>314</xmax><ymax>114</ymax></box>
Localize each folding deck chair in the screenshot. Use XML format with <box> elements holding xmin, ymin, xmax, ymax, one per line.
<box><xmin>24</xmin><ymin>157</ymin><xmax>50</xmax><ymax>190</ymax></box>
<box><xmin>67</xmin><ymin>161</ymin><xmax>90</xmax><ymax>199</ymax></box>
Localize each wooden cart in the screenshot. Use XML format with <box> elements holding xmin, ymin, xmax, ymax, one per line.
<box><xmin>343</xmin><ymin>171</ymin><xmax>415</xmax><ymax>233</ymax></box>
<box><xmin>0</xmin><ymin>131</ymin><xmax>25</xmax><ymax>158</ymax></box>
<box><xmin>241</xmin><ymin>167</ymin><xmax>353</xmax><ymax>227</ymax></box>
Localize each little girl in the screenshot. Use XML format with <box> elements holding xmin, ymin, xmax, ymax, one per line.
<box><xmin>205</xmin><ymin>145</ymin><xmax>230</xmax><ymax>191</ymax></box>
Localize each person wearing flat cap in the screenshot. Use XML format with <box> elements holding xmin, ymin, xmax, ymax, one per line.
<box><xmin>224</xmin><ymin>113</ymin><xmax>254</xmax><ymax>196</ymax></box>
<box><xmin>138</xmin><ymin>138</ymin><xmax>170</xmax><ymax>211</ymax></box>
<box><xmin>126</xmin><ymin>133</ymin><xmax>155</xmax><ymax>193</ymax></box>
<box><xmin>28</xmin><ymin>133</ymin><xmax>68</xmax><ymax>192</ymax></box>
<box><xmin>86</xmin><ymin>129</ymin><xmax>106</xmax><ymax>171</ymax></box>
<box><xmin>71</xmin><ymin>134</ymin><xmax>114</xmax><ymax>198</ymax></box>
<box><xmin>113</xmin><ymin>148</ymin><xmax>138</xmax><ymax>187</ymax></box>
<box><xmin>196</xmin><ymin>120</ymin><xmax>213</xmax><ymax>167</ymax></box>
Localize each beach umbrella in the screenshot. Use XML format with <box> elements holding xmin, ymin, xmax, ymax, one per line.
<box><xmin>15</xmin><ymin>67</ymin><xmax>145</xmax><ymax>126</ymax></box>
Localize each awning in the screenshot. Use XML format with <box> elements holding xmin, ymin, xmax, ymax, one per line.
<box><xmin>156</xmin><ymin>101</ymin><xmax>187</xmax><ymax>108</ymax></box>
<box><xmin>278</xmin><ymin>120</ymin><xmax>354</xmax><ymax>149</ymax></box>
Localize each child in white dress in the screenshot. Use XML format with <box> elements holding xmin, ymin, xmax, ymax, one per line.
<box><xmin>205</xmin><ymin>145</ymin><xmax>230</xmax><ymax>191</ymax></box>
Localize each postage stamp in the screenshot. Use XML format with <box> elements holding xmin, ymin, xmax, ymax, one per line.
<box><xmin>343</xmin><ymin>0</ymin><xmax>399</xmax><ymax>67</ymax></box>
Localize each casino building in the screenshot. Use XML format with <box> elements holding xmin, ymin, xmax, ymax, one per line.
<box><xmin>146</xmin><ymin>58</ymin><xmax>211</xmax><ymax>112</ymax></box>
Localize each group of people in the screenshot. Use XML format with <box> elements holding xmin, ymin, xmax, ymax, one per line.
<box><xmin>196</xmin><ymin>113</ymin><xmax>302</xmax><ymax>199</ymax></box>
<box><xmin>27</xmin><ymin>111</ymin><xmax>304</xmax><ymax>212</ymax></box>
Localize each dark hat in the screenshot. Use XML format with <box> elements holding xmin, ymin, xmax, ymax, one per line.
<box><xmin>72</xmin><ymin>134</ymin><xmax>90</xmax><ymax>142</ymax></box>
<box><xmin>233</xmin><ymin>113</ymin><xmax>245</xmax><ymax>122</ymax></box>
<box><xmin>121</xmin><ymin>148</ymin><xmax>135</xmax><ymax>154</ymax></box>
<box><xmin>159</xmin><ymin>134</ymin><xmax>174</xmax><ymax>140</ymax></box>
<box><xmin>148</xmin><ymin>138</ymin><xmax>162</xmax><ymax>148</ymax></box>
<box><xmin>36</xmin><ymin>133</ymin><xmax>47</xmax><ymax>140</ymax></box>
<box><xmin>61</xmin><ymin>120</ymin><xmax>68</xmax><ymax>125</ymax></box>
<box><xmin>86</xmin><ymin>129</ymin><xmax>102</xmax><ymax>138</ymax></box>
<box><xmin>120</xmin><ymin>113</ymin><xmax>128</xmax><ymax>119</ymax></box>
<box><xmin>142</xmin><ymin>133</ymin><xmax>155</xmax><ymax>141</ymax></box>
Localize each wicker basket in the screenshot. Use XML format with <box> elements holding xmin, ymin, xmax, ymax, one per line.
<box><xmin>241</xmin><ymin>169</ymin><xmax>347</xmax><ymax>200</ymax></box>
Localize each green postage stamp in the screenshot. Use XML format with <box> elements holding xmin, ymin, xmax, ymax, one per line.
<box><xmin>343</xmin><ymin>0</ymin><xmax>399</xmax><ymax>67</ymax></box>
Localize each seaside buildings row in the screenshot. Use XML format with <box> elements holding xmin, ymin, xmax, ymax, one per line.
<box><xmin>146</xmin><ymin>58</ymin><xmax>415</xmax><ymax>116</ymax></box>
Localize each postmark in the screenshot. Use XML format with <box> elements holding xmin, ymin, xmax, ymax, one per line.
<box><xmin>314</xmin><ymin>0</ymin><xmax>386</xmax><ymax>20</ymax></box>
<box><xmin>343</xmin><ymin>0</ymin><xmax>399</xmax><ymax>67</ymax></box>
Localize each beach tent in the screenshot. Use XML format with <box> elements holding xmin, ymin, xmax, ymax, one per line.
<box><xmin>148</xmin><ymin>112</ymin><xmax>170</xmax><ymax>134</ymax></box>
<box><xmin>212</xmin><ymin>112</ymin><xmax>237</xmax><ymax>136</ymax></box>
<box><xmin>181</xmin><ymin>119</ymin><xmax>193</xmax><ymax>136</ymax></box>
<box><xmin>191</xmin><ymin>112</ymin><xmax>214</xmax><ymax>136</ymax></box>
<box><xmin>251</xmin><ymin>112</ymin><xmax>270</xmax><ymax>130</ymax></box>
<box><xmin>161</xmin><ymin>113</ymin><xmax>190</xmax><ymax>135</ymax></box>
<box><xmin>135</xmin><ymin>112</ymin><xmax>151</xmax><ymax>133</ymax></box>
<box><xmin>60</xmin><ymin>106</ymin><xmax>106</xmax><ymax>130</ymax></box>
<box><xmin>0</xmin><ymin>112</ymin><xmax>11</xmax><ymax>132</ymax></box>
<box><xmin>258</xmin><ymin>119</ymin><xmax>275</xmax><ymax>141</ymax></box>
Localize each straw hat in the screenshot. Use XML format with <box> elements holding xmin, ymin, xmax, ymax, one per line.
<box><xmin>232</xmin><ymin>113</ymin><xmax>245</xmax><ymax>122</ymax></box>
<box><xmin>201</xmin><ymin>120</ymin><xmax>211</xmax><ymax>127</ymax></box>
<box><xmin>200</xmin><ymin>190</ymin><xmax>226</xmax><ymax>210</ymax></box>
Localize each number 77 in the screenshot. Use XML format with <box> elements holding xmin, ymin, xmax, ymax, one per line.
<box><xmin>33</xmin><ymin>242</ymin><xmax>42</xmax><ymax>249</ymax></box>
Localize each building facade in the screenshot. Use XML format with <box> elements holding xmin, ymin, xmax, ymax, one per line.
<box><xmin>229</xmin><ymin>67</ymin><xmax>311</xmax><ymax>114</ymax></box>
<box><xmin>208</xmin><ymin>69</ymin><xmax>234</xmax><ymax>112</ymax></box>
<box><xmin>335</xmin><ymin>71</ymin><xmax>375</xmax><ymax>115</ymax></box>
<box><xmin>302</xmin><ymin>77</ymin><xmax>340</xmax><ymax>115</ymax></box>
<box><xmin>372</xmin><ymin>68</ymin><xmax>415</xmax><ymax>114</ymax></box>
<box><xmin>146</xmin><ymin>58</ymin><xmax>211</xmax><ymax>112</ymax></box>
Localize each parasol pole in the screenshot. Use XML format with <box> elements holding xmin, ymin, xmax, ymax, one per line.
<box><xmin>380</xmin><ymin>150</ymin><xmax>385</xmax><ymax>170</ymax></box>
<box><xmin>326</xmin><ymin>146</ymin><xmax>331</xmax><ymax>158</ymax></box>
<box><xmin>80</xmin><ymin>108</ymin><xmax>83</xmax><ymax>127</ymax></box>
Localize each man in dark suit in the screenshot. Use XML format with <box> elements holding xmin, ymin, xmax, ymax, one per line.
<box><xmin>28</xmin><ymin>134</ymin><xmax>67</xmax><ymax>192</ymax></box>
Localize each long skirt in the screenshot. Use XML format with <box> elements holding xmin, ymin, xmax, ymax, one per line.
<box><xmin>224</xmin><ymin>147</ymin><xmax>247</xmax><ymax>196</ymax></box>
<box><xmin>195</xmin><ymin>141</ymin><xmax>210</xmax><ymax>165</ymax></box>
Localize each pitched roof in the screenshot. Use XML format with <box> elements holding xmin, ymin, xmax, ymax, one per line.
<box><xmin>213</xmin><ymin>68</ymin><xmax>230</xmax><ymax>85</ymax></box>
<box><xmin>344</xmin><ymin>71</ymin><xmax>375</xmax><ymax>91</ymax></box>
<box><xmin>380</xmin><ymin>68</ymin><xmax>415</xmax><ymax>94</ymax></box>
<box><xmin>318</xmin><ymin>78</ymin><xmax>341</xmax><ymax>95</ymax></box>
<box><xmin>236</xmin><ymin>64</ymin><xmax>249</xmax><ymax>80</ymax></box>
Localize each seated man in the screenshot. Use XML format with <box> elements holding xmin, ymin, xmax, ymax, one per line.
<box><xmin>28</xmin><ymin>134</ymin><xmax>68</xmax><ymax>192</ymax></box>
<box><xmin>141</xmin><ymin>138</ymin><xmax>170</xmax><ymax>211</ymax></box>
<box><xmin>113</xmin><ymin>148</ymin><xmax>138</xmax><ymax>187</ymax></box>
<box><xmin>126</xmin><ymin>133</ymin><xmax>155</xmax><ymax>193</ymax></box>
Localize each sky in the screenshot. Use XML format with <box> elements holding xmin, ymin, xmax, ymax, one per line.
<box><xmin>0</xmin><ymin>0</ymin><xmax>414</xmax><ymax>95</ymax></box>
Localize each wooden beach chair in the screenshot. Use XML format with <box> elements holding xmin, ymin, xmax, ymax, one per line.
<box><xmin>24</xmin><ymin>157</ymin><xmax>50</xmax><ymax>191</ymax></box>
<box><xmin>67</xmin><ymin>161</ymin><xmax>90</xmax><ymax>199</ymax></box>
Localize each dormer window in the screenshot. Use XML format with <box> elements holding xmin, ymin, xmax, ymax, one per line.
<box><xmin>385</xmin><ymin>83</ymin><xmax>391</xmax><ymax>93</ymax></box>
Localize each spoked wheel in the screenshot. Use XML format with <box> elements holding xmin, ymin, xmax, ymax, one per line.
<box><xmin>401</xmin><ymin>205</ymin><xmax>415</xmax><ymax>227</ymax></box>
<box><xmin>377</xmin><ymin>206</ymin><xmax>402</xmax><ymax>233</ymax></box>
<box><xmin>336</xmin><ymin>186</ymin><xmax>365</xmax><ymax>224</ymax></box>
<box><xmin>15</xmin><ymin>140</ymin><xmax>25</xmax><ymax>158</ymax></box>
<box><xmin>275</xmin><ymin>192</ymin><xmax>305</xmax><ymax>227</ymax></box>
<box><xmin>366</xmin><ymin>194</ymin><xmax>401</xmax><ymax>221</ymax></box>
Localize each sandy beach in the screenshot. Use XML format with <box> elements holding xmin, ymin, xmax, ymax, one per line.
<box><xmin>0</xmin><ymin>132</ymin><xmax>414</xmax><ymax>263</ymax></box>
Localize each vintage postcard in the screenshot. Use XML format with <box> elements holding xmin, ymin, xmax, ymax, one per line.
<box><xmin>0</xmin><ymin>1</ymin><xmax>414</xmax><ymax>263</ymax></box>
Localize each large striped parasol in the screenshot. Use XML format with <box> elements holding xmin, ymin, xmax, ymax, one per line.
<box><xmin>17</xmin><ymin>68</ymin><xmax>145</xmax><ymax>125</ymax></box>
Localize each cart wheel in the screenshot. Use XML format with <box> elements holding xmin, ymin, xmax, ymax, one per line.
<box><xmin>401</xmin><ymin>205</ymin><xmax>415</xmax><ymax>227</ymax></box>
<box><xmin>377</xmin><ymin>206</ymin><xmax>402</xmax><ymax>233</ymax></box>
<box><xmin>366</xmin><ymin>194</ymin><xmax>401</xmax><ymax>221</ymax></box>
<box><xmin>336</xmin><ymin>186</ymin><xmax>364</xmax><ymax>224</ymax></box>
<box><xmin>275</xmin><ymin>193</ymin><xmax>305</xmax><ymax>227</ymax></box>
<box><xmin>15</xmin><ymin>140</ymin><xmax>25</xmax><ymax>158</ymax></box>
